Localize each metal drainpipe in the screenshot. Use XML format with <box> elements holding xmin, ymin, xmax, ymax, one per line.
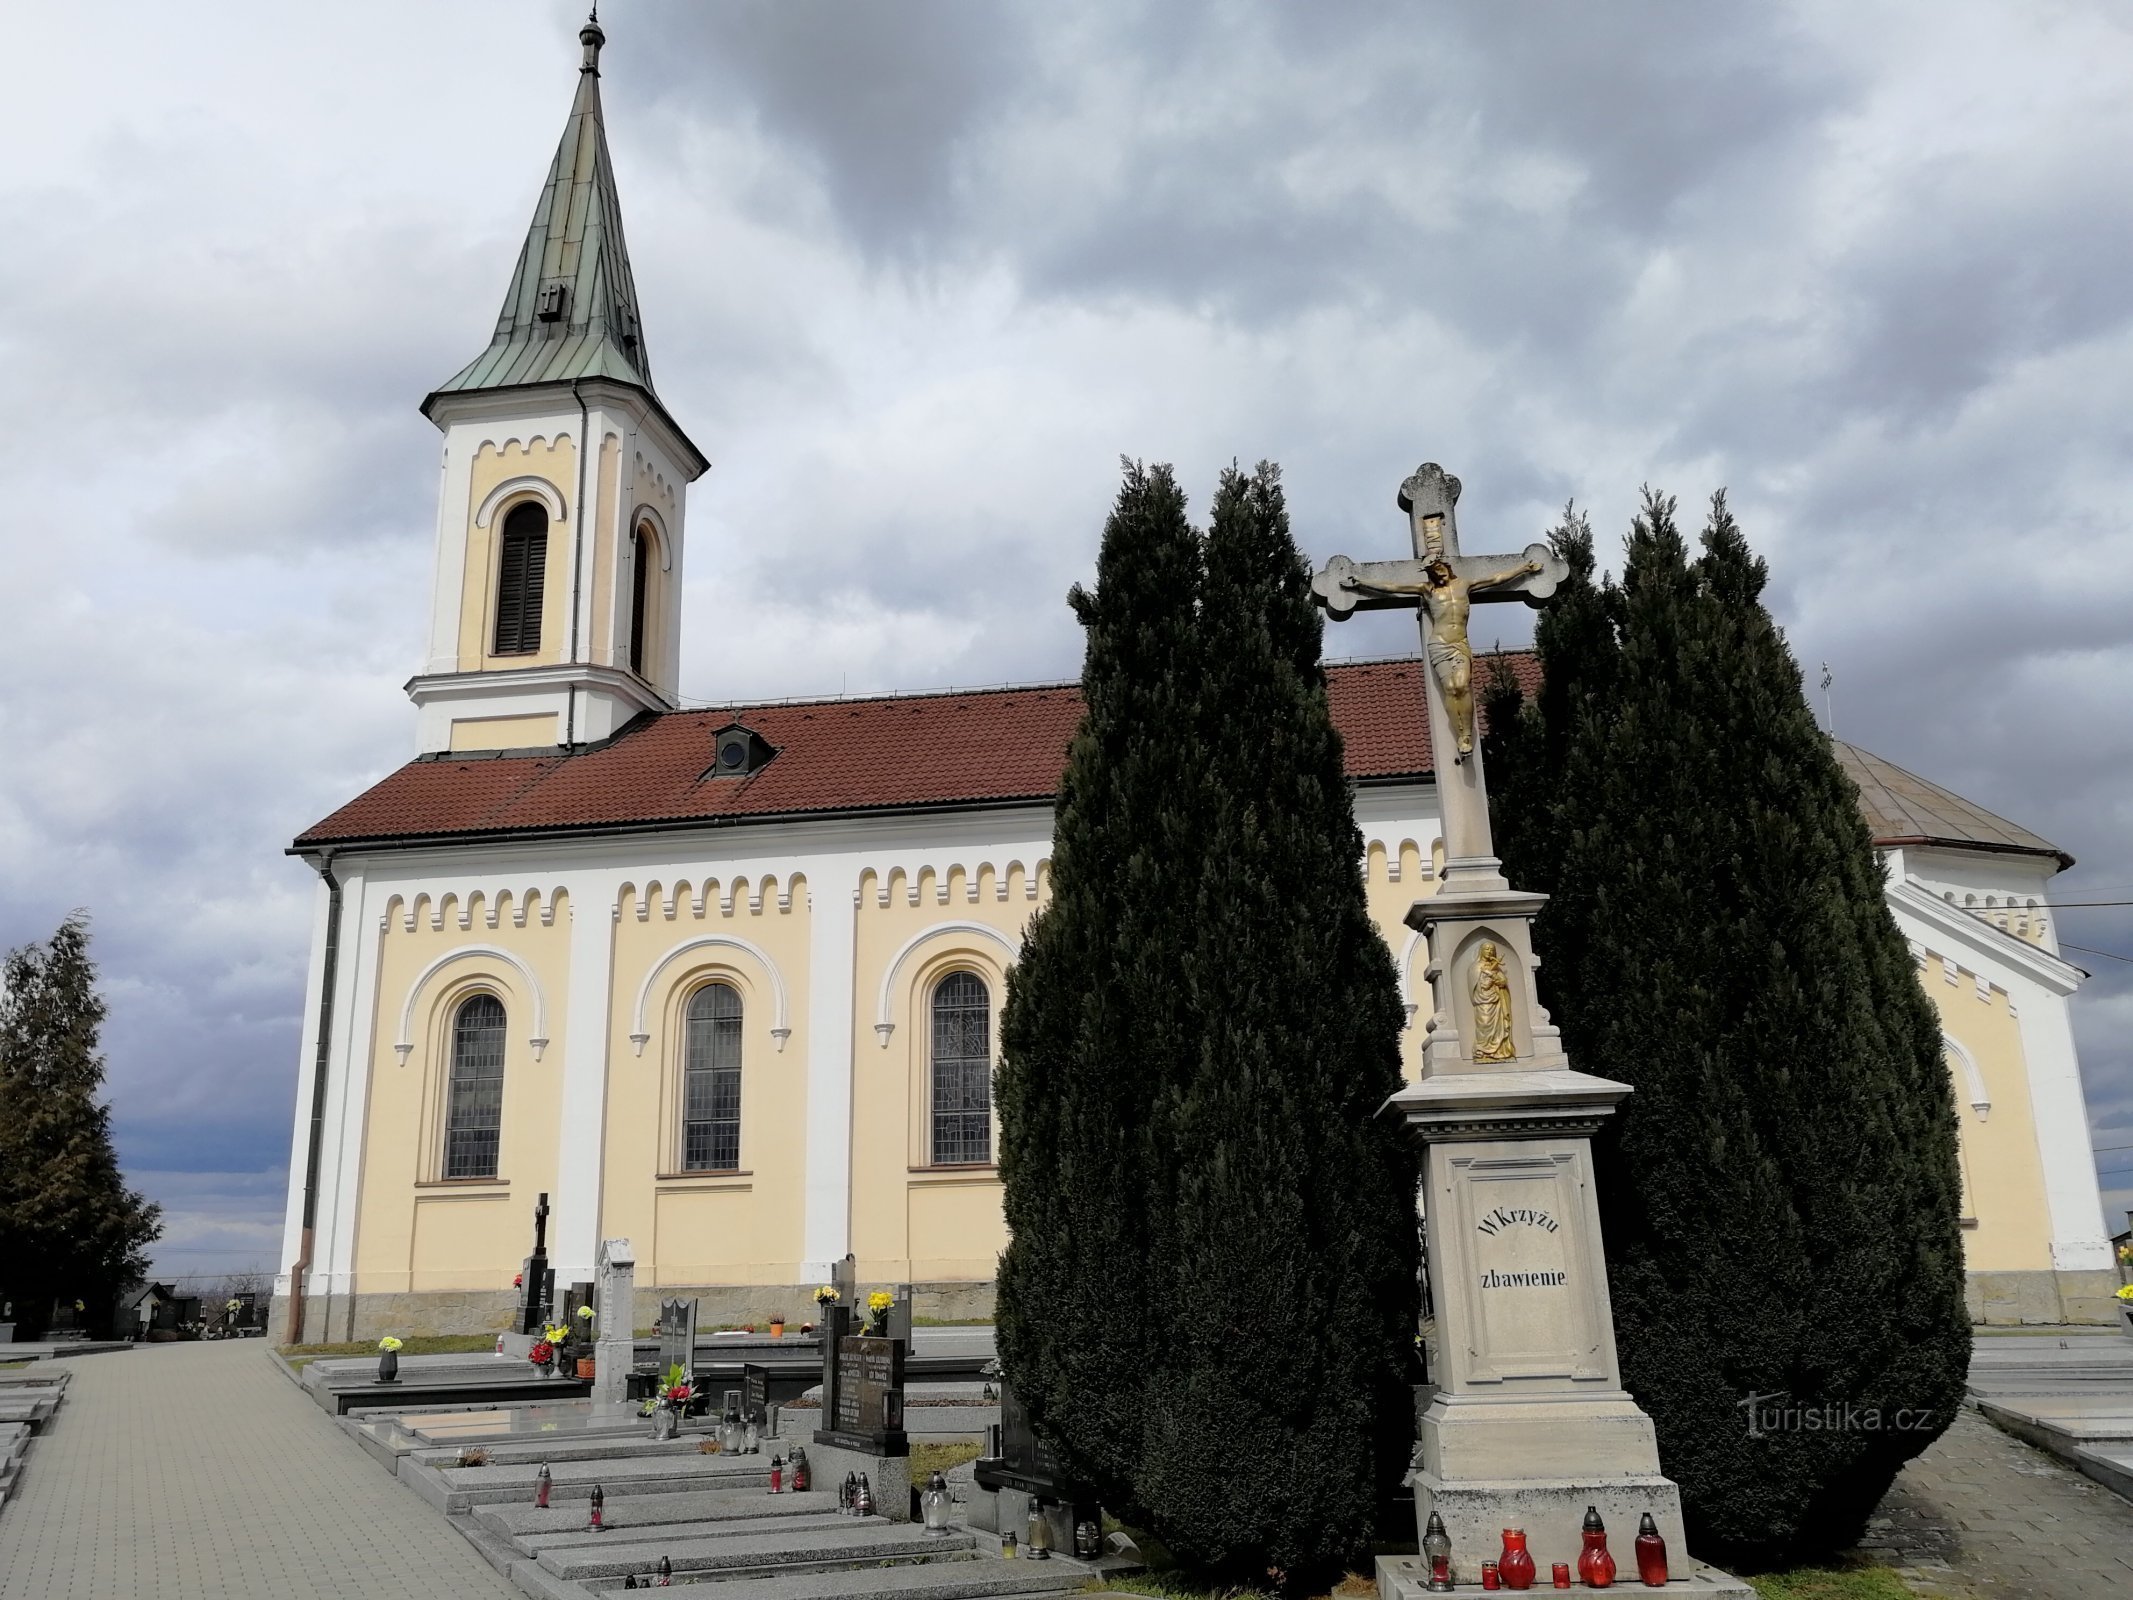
<box><xmin>567</xmin><ymin>378</ymin><xmax>591</xmax><ymax>746</ymax></box>
<box><xmin>285</xmin><ymin>851</ymin><xmax>342</xmax><ymax>1345</ymax></box>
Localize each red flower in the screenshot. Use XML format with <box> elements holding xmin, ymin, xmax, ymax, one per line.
<box><xmin>529</xmin><ymin>1340</ymin><xmax>554</xmax><ymax>1364</ymax></box>
<box><xmin>513</xmin><ymin>1273</ymin><xmax>523</xmax><ymax>1288</ymax></box>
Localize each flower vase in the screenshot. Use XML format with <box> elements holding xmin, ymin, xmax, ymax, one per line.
<box><xmin>376</xmin><ymin>1350</ymin><xmax>399</xmax><ymax>1384</ymax></box>
<box><xmin>653</xmin><ymin>1406</ymin><xmax>678</xmax><ymax>1441</ymax></box>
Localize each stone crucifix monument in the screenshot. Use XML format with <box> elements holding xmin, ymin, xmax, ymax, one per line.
<box><xmin>1316</xmin><ymin>466</ymin><xmax>1736</xmax><ymax>1592</ymax></box>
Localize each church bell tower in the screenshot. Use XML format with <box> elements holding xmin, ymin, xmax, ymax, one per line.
<box><xmin>408</xmin><ymin>14</ymin><xmax>707</xmax><ymax>754</ymax></box>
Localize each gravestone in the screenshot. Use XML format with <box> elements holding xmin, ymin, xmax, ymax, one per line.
<box><xmin>972</xmin><ymin>1371</ymin><xmax>1096</xmax><ymax>1550</ymax></box>
<box><xmin>814</xmin><ymin>1302</ymin><xmax>853</xmax><ymax>1434</ymax></box>
<box><xmin>886</xmin><ymin>1282</ymin><xmax>915</xmax><ymax>1346</ymax></box>
<box><xmin>656</xmin><ymin>1297</ymin><xmax>697</xmax><ymax>1382</ymax></box>
<box><xmin>831</xmin><ymin>1253</ymin><xmax>858</xmax><ymax>1309</ymax></box>
<box><xmin>814</xmin><ymin>1332</ymin><xmax>906</xmax><ymax>1454</ymax></box>
<box><xmin>517</xmin><ymin>1191</ymin><xmax>555</xmax><ymax>1336</ymax></box>
<box><xmin>1313</xmin><ymin>463</ymin><xmax>1744</xmax><ymax>1594</ymax></box>
<box><xmin>592</xmin><ymin>1238</ymin><xmax>635</xmax><ymax>1408</ymax></box>
<box><xmin>742</xmin><ymin>1363</ymin><xmax>770</xmax><ymax>1427</ymax></box>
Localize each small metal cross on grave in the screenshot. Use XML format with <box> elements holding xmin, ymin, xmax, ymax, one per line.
<box><xmin>1312</xmin><ymin>463</ymin><xmax>1564</xmax><ymax>766</ymax></box>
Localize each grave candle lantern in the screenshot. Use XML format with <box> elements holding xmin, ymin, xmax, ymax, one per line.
<box><xmin>588</xmin><ymin>1483</ymin><xmax>605</xmax><ymax>1531</ymax></box>
<box><xmin>1634</xmin><ymin>1513</ymin><xmax>1668</xmax><ymax>1587</ymax></box>
<box><xmin>921</xmin><ymin>1470</ymin><xmax>953</xmax><ymax>1535</ymax></box>
<box><xmin>1423</xmin><ymin>1510</ymin><xmax>1454</xmax><ymax>1592</ymax></box>
<box><xmin>1482</xmin><ymin>1559</ymin><xmax>1501</xmax><ymax>1589</ymax></box>
<box><xmin>534</xmin><ymin>1462</ymin><xmax>551</xmax><ymax>1509</ymax></box>
<box><xmin>1551</xmin><ymin>1564</ymin><xmax>1571</xmax><ymax>1589</ymax></box>
<box><xmin>857</xmin><ymin>1474</ymin><xmax>875</xmax><ymax>1518</ymax></box>
<box><xmin>769</xmin><ymin>1452</ymin><xmax>784</xmax><ymax>1494</ymax></box>
<box><xmin>1025</xmin><ymin>1501</ymin><xmax>1051</xmax><ymax>1559</ymax></box>
<box><xmin>657</xmin><ymin>1554</ymin><xmax>672</xmax><ymax>1585</ymax></box>
<box><xmin>1499</xmin><ymin>1527</ymin><xmax>1536</xmax><ymax>1590</ymax></box>
<box><xmin>791</xmin><ymin>1447</ymin><xmax>810</xmax><ymax>1492</ymax></box>
<box><xmin>1576</xmin><ymin>1506</ymin><xmax>1616</xmax><ymax>1588</ymax></box>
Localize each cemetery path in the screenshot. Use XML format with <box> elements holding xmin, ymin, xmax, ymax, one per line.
<box><xmin>0</xmin><ymin>1341</ymin><xmax>518</xmax><ymax>1599</ymax></box>
<box><xmin>1866</xmin><ymin>1408</ymin><xmax>2133</xmax><ymax>1598</ymax></box>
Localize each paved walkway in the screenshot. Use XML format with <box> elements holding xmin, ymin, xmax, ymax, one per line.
<box><xmin>0</xmin><ymin>1341</ymin><xmax>515</xmax><ymax>1599</ymax></box>
<box><xmin>1865</xmin><ymin>1408</ymin><xmax>2133</xmax><ymax>1598</ymax></box>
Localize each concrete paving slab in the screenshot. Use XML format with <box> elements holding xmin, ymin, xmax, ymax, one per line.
<box><xmin>0</xmin><ymin>1340</ymin><xmax>516</xmax><ymax>1599</ymax></box>
<box><xmin>476</xmin><ymin>1486</ymin><xmax>837</xmax><ymax>1537</ymax></box>
<box><xmin>537</xmin><ymin>1519</ymin><xmax>969</xmax><ymax>1580</ymax></box>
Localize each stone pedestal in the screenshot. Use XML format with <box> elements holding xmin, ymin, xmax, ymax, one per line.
<box><xmin>592</xmin><ymin>1237</ymin><xmax>635</xmax><ymax>1409</ymax></box>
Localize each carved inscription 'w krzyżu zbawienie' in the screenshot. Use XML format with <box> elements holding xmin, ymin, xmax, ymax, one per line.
<box><xmin>1475</xmin><ymin>1205</ymin><xmax>1568</xmax><ymax>1289</ymax></box>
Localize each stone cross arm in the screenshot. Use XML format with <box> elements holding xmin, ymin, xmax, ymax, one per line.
<box><xmin>1310</xmin><ymin>460</ymin><xmax>1565</xmax><ymax>619</ymax></box>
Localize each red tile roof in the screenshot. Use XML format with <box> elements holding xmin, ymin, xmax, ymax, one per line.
<box><xmin>294</xmin><ymin>655</ymin><xmax>1538</xmax><ymax>850</ymax></box>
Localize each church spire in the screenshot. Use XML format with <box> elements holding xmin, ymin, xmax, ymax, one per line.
<box><xmin>427</xmin><ymin>11</ymin><xmax>657</xmax><ymax>405</ymax></box>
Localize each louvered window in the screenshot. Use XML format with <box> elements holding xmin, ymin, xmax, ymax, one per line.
<box><xmin>629</xmin><ymin>527</ymin><xmax>652</xmax><ymax>677</ymax></box>
<box><xmin>492</xmin><ymin>502</ymin><xmax>548</xmax><ymax>655</ymax></box>
<box><xmin>444</xmin><ymin>994</ymin><xmax>507</xmax><ymax>1179</ymax></box>
<box><xmin>682</xmin><ymin>982</ymin><xmax>743</xmax><ymax>1171</ymax></box>
<box><xmin>930</xmin><ymin>972</ymin><xmax>992</xmax><ymax>1166</ymax></box>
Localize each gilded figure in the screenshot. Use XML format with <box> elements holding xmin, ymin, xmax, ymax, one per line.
<box><xmin>1469</xmin><ymin>939</ymin><xmax>1515</xmax><ymax>1063</ymax></box>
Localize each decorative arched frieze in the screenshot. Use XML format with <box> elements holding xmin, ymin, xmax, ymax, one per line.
<box><xmin>632</xmin><ymin>933</ymin><xmax>791</xmax><ymax>1055</ymax></box>
<box><xmin>473</xmin><ymin>474</ymin><xmax>567</xmax><ymax>529</ymax></box>
<box><xmin>394</xmin><ymin>944</ymin><xmax>549</xmax><ymax>1063</ymax></box>
<box><xmin>875</xmin><ymin>921</ymin><xmax>1018</xmax><ymax>1047</ymax></box>
<box><xmin>1943</xmin><ymin>1032</ymin><xmax>1991</xmax><ymax>1119</ymax></box>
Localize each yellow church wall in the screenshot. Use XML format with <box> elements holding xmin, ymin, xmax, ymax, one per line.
<box><xmin>352</xmin><ymin>890</ymin><xmax>572</xmax><ymax>1295</ymax></box>
<box><xmin>601</xmin><ymin>875</ymin><xmax>815</xmax><ymax>1288</ymax></box>
<box><xmin>588</xmin><ymin>433</ymin><xmax>621</xmax><ymax>666</ymax></box>
<box><xmin>1924</xmin><ymin>955</ymin><xmax>2055</xmax><ymax>1274</ymax></box>
<box><xmin>457</xmin><ymin>436</ymin><xmax>578</xmax><ymax>672</ymax></box>
<box><xmin>448</xmin><ymin>713</ymin><xmax>561</xmax><ymax>752</ymax></box>
<box><xmin>847</xmin><ymin>864</ymin><xmax>1043</xmax><ymax>1283</ymax></box>
<box><xmin>1364</xmin><ymin>837</ymin><xmax>1437</xmax><ymax>1082</ymax></box>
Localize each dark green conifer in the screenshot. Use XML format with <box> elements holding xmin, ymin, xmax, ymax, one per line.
<box><xmin>0</xmin><ymin>914</ymin><xmax>163</xmax><ymax>1337</ymax></box>
<box><xmin>995</xmin><ymin>460</ymin><xmax>1206</xmax><ymax>1520</ymax></box>
<box><xmin>1134</xmin><ymin>464</ymin><xmax>1416</xmax><ymax>1587</ymax></box>
<box><xmin>1484</xmin><ymin>493</ymin><xmax>1969</xmax><ymax>1565</ymax></box>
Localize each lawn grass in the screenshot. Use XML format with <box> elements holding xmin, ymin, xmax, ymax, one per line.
<box><xmin>909</xmin><ymin>1438</ymin><xmax>984</xmax><ymax>1478</ymax></box>
<box><xmin>1746</xmin><ymin>1560</ymin><xmax>1918</xmax><ymax>1599</ymax></box>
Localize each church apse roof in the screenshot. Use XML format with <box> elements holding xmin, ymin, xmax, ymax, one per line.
<box><xmin>1833</xmin><ymin>740</ymin><xmax>2072</xmax><ymax>871</ymax></box>
<box><xmin>294</xmin><ymin>657</ymin><xmax>1493</xmax><ymax>849</ymax></box>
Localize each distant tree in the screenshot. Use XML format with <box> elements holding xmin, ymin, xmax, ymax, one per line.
<box><xmin>1134</xmin><ymin>464</ymin><xmax>1418</xmax><ymax>1588</ymax></box>
<box><xmin>1483</xmin><ymin>493</ymin><xmax>1969</xmax><ymax>1566</ymax></box>
<box><xmin>995</xmin><ymin>460</ymin><xmax>1207</xmax><ymax>1522</ymax></box>
<box><xmin>0</xmin><ymin>915</ymin><xmax>162</xmax><ymax>1338</ymax></box>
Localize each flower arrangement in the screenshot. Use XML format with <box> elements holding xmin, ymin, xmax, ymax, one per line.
<box><xmin>2119</xmin><ymin>1241</ymin><xmax>2133</xmax><ymax>1267</ymax></box>
<box><xmin>2115</xmin><ymin>1283</ymin><xmax>2133</xmax><ymax>1302</ymax></box>
<box><xmin>543</xmin><ymin>1322</ymin><xmax>570</xmax><ymax>1344</ymax></box>
<box><xmin>866</xmin><ymin>1289</ymin><xmax>894</xmax><ymax>1334</ymax></box>
<box><xmin>529</xmin><ymin>1339</ymin><xmax>555</xmax><ymax>1367</ymax></box>
<box><xmin>577</xmin><ymin>1305</ymin><xmax>596</xmax><ymax>1329</ymax></box>
<box><xmin>378</xmin><ymin>1335</ymin><xmax>404</xmax><ymax>1352</ymax></box>
<box><xmin>813</xmin><ymin>1284</ymin><xmax>839</xmax><ymax>1306</ymax></box>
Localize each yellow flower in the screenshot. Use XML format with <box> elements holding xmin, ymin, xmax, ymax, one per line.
<box><xmin>2115</xmin><ymin>1284</ymin><xmax>2133</xmax><ymax>1302</ymax></box>
<box><xmin>378</xmin><ymin>1335</ymin><xmax>404</xmax><ymax>1351</ymax></box>
<box><xmin>868</xmin><ymin>1290</ymin><xmax>894</xmax><ymax>1315</ymax></box>
<box><xmin>814</xmin><ymin>1284</ymin><xmax>839</xmax><ymax>1303</ymax></box>
<box><xmin>577</xmin><ymin>1305</ymin><xmax>596</xmax><ymax>1322</ymax></box>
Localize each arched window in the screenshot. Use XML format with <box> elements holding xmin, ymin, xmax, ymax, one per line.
<box><xmin>930</xmin><ymin>971</ymin><xmax>992</xmax><ymax>1166</ymax></box>
<box><xmin>443</xmin><ymin>994</ymin><xmax>507</xmax><ymax>1179</ymax></box>
<box><xmin>629</xmin><ymin>525</ymin><xmax>652</xmax><ymax>677</ymax></box>
<box><xmin>683</xmin><ymin>982</ymin><xmax>743</xmax><ymax>1171</ymax></box>
<box><xmin>492</xmin><ymin>501</ymin><xmax>549</xmax><ymax>656</ymax></box>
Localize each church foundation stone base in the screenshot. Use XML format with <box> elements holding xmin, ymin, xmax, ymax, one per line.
<box><xmin>271</xmin><ymin>1279</ymin><xmax>1000</xmax><ymax>1344</ymax></box>
<box><xmin>1967</xmin><ymin>1268</ymin><xmax>2120</xmax><ymax>1326</ymax></box>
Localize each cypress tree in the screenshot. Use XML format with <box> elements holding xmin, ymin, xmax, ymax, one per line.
<box><xmin>0</xmin><ymin>914</ymin><xmax>163</xmax><ymax>1337</ymax></box>
<box><xmin>995</xmin><ymin>460</ymin><xmax>1206</xmax><ymax>1520</ymax></box>
<box><xmin>1484</xmin><ymin>493</ymin><xmax>1969</xmax><ymax>1565</ymax></box>
<box><xmin>1135</xmin><ymin>464</ymin><xmax>1416</xmax><ymax>1588</ymax></box>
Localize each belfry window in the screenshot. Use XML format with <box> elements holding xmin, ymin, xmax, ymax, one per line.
<box><xmin>682</xmin><ymin>982</ymin><xmax>743</xmax><ymax>1171</ymax></box>
<box><xmin>443</xmin><ymin>994</ymin><xmax>507</xmax><ymax>1179</ymax></box>
<box><xmin>629</xmin><ymin>526</ymin><xmax>652</xmax><ymax>677</ymax></box>
<box><xmin>492</xmin><ymin>501</ymin><xmax>548</xmax><ymax>656</ymax></box>
<box><xmin>930</xmin><ymin>972</ymin><xmax>992</xmax><ymax>1166</ymax></box>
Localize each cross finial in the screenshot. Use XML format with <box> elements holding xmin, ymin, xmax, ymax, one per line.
<box><xmin>580</xmin><ymin>9</ymin><xmax>605</xmax><ymax>74</ymax></box>
<box><xmin>1398</xmin><ymin>463</ymin><xmax>1461</xmax><ymax>564</ymax></box>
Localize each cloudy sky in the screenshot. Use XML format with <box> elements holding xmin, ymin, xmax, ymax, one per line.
<box><xmin>3</xmin><ymin>1</ymin><xmax>2130</xmax><ymax>1283</ymax></box>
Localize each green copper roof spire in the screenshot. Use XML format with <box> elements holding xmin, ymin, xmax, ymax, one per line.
<box><xmin>428</xmin><ymin>11</ymin><xmax>658</xmax><ymax>402</ymax></box>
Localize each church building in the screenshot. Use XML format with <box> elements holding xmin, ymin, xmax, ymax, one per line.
<box><xmin>272</xmin><ymin>22</ymin><xmax>2117</xmax><ymax>1343</ymax></box>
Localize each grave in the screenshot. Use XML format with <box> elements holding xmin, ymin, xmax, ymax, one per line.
<box><xmin>969</xmin><ymin>1370</ymin><xmax>1096</xmax><ymax>1555</ymax></box>
<box><xmin>592</xmin><ymin>1237</ymin><xmax>635</xmax><ymax>1408</ymax></box>
<box><xmin>1313</xmin><ymin>462</ymin><xmax>1750</xmax><ymax>1595</ymax></box>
